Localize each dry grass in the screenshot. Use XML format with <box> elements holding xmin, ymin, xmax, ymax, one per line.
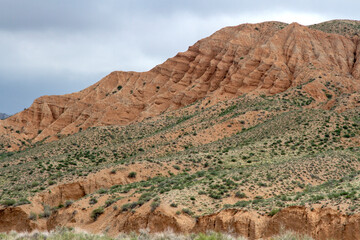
<box><xmin>0</xmin><ymin>228</ymin><xmax>313</xmax><ymax>240</ymax></box>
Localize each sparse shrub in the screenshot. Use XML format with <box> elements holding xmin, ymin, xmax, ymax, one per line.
<box><xmin>234</xmin><ymin>200</ymin><xmax>250</xmax><ymax>208</ymax></box>
<box><xmin>128</xmin><ymin>172</ymin><xmax>137</xmax><ymax>178</ymax></box>
<box><xmin>235</xmin><ymin>191</ymin><xmax>247</xmax><ymax>198</ymax></box>
<box><xmin>1</xmin><ymin>199</ymin><xmax>16</xmax><ymax>206</ymax></box>
<box><xmin>48</xmin><ymin>180</ymin><xmax>56</xmax><ymax>185</ymax></box>
<box><xmin>31</xmin><ymin>182</ymin><xmax>39</xmax><ymax>187</ymax></box>
<box><xmin>65</xmin><ymin>200</ymin><xmax>73</xmax><ymax>208</ymax></box>
<box><xmin>182</xmin><ymin>208</ymin><xmax>193</xmax><ymax>215</ymax></box>
<box><xmin>39</xmin><ymin>205</ymin><xmax>52</xmax><ymax>218</ymax></box>
<box><xmin>57</xmin><ymin>204</ymin><xmax>64</xmax><ymax>209</ymax></box>
<box><xmin>16</xmin><ymin>198</ymin><xmax>31</xmax><ymax>206</ymax></box>
<box><xmin>89</xmin><ymin>197</ymin><xmax>98</xmax><ymax>205</ymax></box>
<box><xmin>121</xmin><ymin>203</ymin><xmax>132</xmax><ymax>212</ymax></box>
<box><xmin>105</xmin><ymin>199</ymin><xmax>116</xmax><ymax>208</ymax></box>
<box><xmin>97</xmin><ymin>188</ymin><xmax>108</xmax><ymax>194</ymax></box>
<box><xmin>151</xmin><ymin>199</ymin><xmax>161</xmax><ymax>212</ymax></box>
<box><xmin>209</xmin><ymin>192</ymin><xmax>222</xmax><ymax>199</ymax></box>
<box><xmin>29</xmin><ymin>212</ymin><xmax>37</xmax><ymax>221</ymax></box>
<box><xmin>91</xmin><ymin>207</ymin><xmax>104</xmax><ymax>221</ymax></box>
<box><xmin>138</xmin><ymin>192</ymin><xmax>153</xmax><ymax>204</ymax></box>
<box><xmin>170</xmin><ymin>203</ymin><xmax>178</xmax><ymax>208</ymax></box>
<box><xmin>311</xmin><ymin>195</ymin><xmax>324</xmax><ymax>202</ymax></box>
<box><xmin>121</xmin><ymin>202</ymin><xmax>138</xmax><ymax>212</ymax></box>
<box><xmin>268</xmin><ymin>208</ymin><xmax>281</xmax><ymax>216</ymax></box>
<box><xmin>172</xmin><ymin>165</ymin><xmax>180</xmax><ymax>170</ymax></box>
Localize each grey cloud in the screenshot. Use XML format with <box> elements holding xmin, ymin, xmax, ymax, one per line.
<box><xmin>0</xmin><ymin>0</ymin><xmax>359</xmax><ymax>115</ymax></box>
<box><xmin>3</xmin><ymin>0</ymin><xmax>357</xmax><ymax>31</ymax></box>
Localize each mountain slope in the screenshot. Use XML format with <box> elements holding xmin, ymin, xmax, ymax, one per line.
<box><xmin>0</xmin><ymin>85</ymin><xmax>360</xmax><ymax>239</ymax></box>
<box><xmin>1</xmin><ymin>20</ymin><xmax>360</xmax><ymax>152</ymax></box>
<box><xmin>0</xmin><ymin>113</ymin><xmax>9</xmax><ymax>120</ymax></box>
<box><xmin>309</xmin><ymin>19</ymin><xmax>360</xmax><ymax>37</ymax></box>
<box><xmin>1</xmin><ymin>20</ymin><xmax>360</xmax><ymax>240</ymax></box>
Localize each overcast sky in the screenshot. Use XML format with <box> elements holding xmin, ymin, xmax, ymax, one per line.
<box><xmin>0</xmin><ymin>0</ymin><xmax>359</xmax><ymax>114</ymax></box>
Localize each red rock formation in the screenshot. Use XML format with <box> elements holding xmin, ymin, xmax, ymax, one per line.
<box><xmin>0</xmin><ymin>207</ymin><xmax>35</xmax><ymax>232</ymax></box>
<box><xmin>1</xmin><ymin>21</ymin><xmax>360</xmax><ymax>148</ymax></box>
<box><xmin>2</xmin><ymin>204</ymin><xmax>360</xmax><ymax>240</ymax></box>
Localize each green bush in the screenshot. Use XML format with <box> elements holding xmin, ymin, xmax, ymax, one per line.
<box><xmin>138</xmin><ymin>192</ymin><xmax>153</xmax><ymax>203</ymax></box>
<box><xmin>151</xmin><ymin>199</ymin><xmax>160</xmax><ymax>212</ymax></box>
<box><xmin>48</xmin><ymin>180</ymin><xmax>56</xmax><ymax>185</ymax></box>
<box><xmin>268</xmin><ymin>208</ymin><xmax>281</xmax><ymax>216</ymax></box>
<box><xmin>128</xmin><ymin>172</ymin><xmax>137</xmax><ymax>178</ymax></box>
<box><xmin>235</xmin><ymin>191</ymin><xmax>247</xmax><ymax>198</ymax></box>
<box><xmin>234</xmin><ymin>200</ymin><xmax>250</xmax><ymax>208</ymax></box>
<box><xmin>121</xmin><ymin>202</ymin><xmax>138</xmax><ymax>212</ymax></box>
<box><xmin>16</xmin><ymin>198</ymin><xmax>31</xmax><ymax>206</ymax></box>
<box><xmin>91</xmin><ymin>207</ymin><xmax>104</xmax><ymax>221</ymax></box>
<box><xmin>2</xmin><ymin>199</ymin><xmax>16</xmax><ymax>206</ymax></box>
<box><xmin>105</xmin><ymin>199</ymin><xmax>116</xmax><ymax>208</ymax></box>
<box><xmin>170</xmin><ymin>202</ymin><xmax>178</xmax><ymax>208</ymax></box>
<box><xmin>65</xmin><ymin>200</ymin><xmax>73</xmax><ymax>207</ymax></box>
<box><xmin>29</xmin><ymin>212</ymin><xmax>37</xmax><ymax>221</ymax></box>
<box><xmin>89</xmin><ymin>197</ymin><xmax>98</xmax><ymax>205</ymax></box>
<box><xmin>182</xmin><ymin>208</ymin><xmax>193</xmax><ymax>215</ymax></box>
<box><xmin>39</xmin><ymin>205</ymin><xmax>52</xmax><ymax>218</ymax></box>
<box><xmin>173</xmin><ymin>165</ymin><xmax>181</xmax><ymax>170</ymax></box>
<box><xmin>97</xmin><ymin>188</ymin><xmax>108</xmax><ymax>194</ymax></box>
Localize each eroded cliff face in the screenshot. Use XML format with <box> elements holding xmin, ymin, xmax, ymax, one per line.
<box><xmin>195</xmin><ymin>207</ymin><xmax>360</xmax><ymax>240</ymax></box>
<box><xmin>2</xmin><ymin>21</ymin><xmax>360</xmax><ymax>149</ymax></box>
<box><xmin>2</xmin><ymin>204</ymin><xmax>360</xmax><ymax>240</ymax></box>
<box><xmin>0</xmin><ymin>207</ymin><xmax>35</xmax><ymax>233</ymax></box>
<box><xmin>0</xmin><ymin>159</ymin><xmax>360</xmax><ymax>240</ymax></box>
<box><xmin>34</xmin><ymin>162</ymin><xmax>186</xmax><ymax>207</ymax></box>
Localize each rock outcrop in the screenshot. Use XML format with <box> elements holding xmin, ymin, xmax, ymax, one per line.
<box><xmin>0</xmin><ymin>207</ymin><xmax>35</xmax><ymax>233</ymax></box>
<box><xmin>1</xmin><ymin>21</ymin><xmax>360</xmax><ymax>150</ymax></box>
<box><xmin>43</xmin><ymin>206</ymin><xmax>360</xmax><ymax>240</ymax></box>
<box><xmin>2</xmin><ymin>204</ymin><xmax>360</xmax><ymax>240</ymax></box>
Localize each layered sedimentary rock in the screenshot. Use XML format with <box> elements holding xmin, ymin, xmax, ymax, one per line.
<box><xmin>1</xmin><ymin>204</ymin><xmax>360</xmax><ymax>240</ymax></box>
<box><xmin>1</xmin><ymin>21</ymin><xmax>360</xmax><ymax>149</ymax></box>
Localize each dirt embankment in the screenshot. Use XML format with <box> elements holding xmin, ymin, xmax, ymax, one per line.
<box><xmin>1</xmin><ymin>205</ymin><xmax>360</xmax><ymax>240</ymax></box>
<box><xmin>1</xmin><ymin>162</ymin><xmax>359</xmax><ymax>239</ymax></box>
<box><xmin>195</xmin><ymin>207</ymin><xmax>360</xmax><ymax>240</ymax></box>
<box><xmin>35</xmin><ymin>161</ymin><xmax>188</xmax><ymax>207</ymax></box>
<box><xmin>0</xmin><ymin>207</ymin><xmax>35</xmax><ymax>232</ymax></box>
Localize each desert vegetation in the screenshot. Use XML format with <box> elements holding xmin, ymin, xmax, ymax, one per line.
<box><xmin>0</xmin><ymin>20</ymin><xmax>360</xmax><ymax>239</ymax></box>
<box><xmin>0</xmin><ymin>228</ymin><xmax>313</xmax><ymax>240</ymax></box>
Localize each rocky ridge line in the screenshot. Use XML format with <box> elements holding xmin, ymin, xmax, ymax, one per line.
<box><xmin>1</xmin><ymin>21</ymin><xmax>360</xmax><ymax>150</ymax></box>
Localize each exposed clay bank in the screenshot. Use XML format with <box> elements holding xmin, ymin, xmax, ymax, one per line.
<box><xmin>1</xmin><ymin>205</ymin><xmax>360</xmax><ymax>240</ymax></box>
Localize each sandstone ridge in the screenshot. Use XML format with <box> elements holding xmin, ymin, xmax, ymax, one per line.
<box><xmin>1</xmin><ymin>20</ymin><xmax>360</xmax><ymax>150</ymax></box>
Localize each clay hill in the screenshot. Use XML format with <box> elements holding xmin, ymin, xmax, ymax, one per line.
<box><xmin>1</xmin><ymin>20</ymin><xmax>360</xmax><ymax>240</ymax></box>
<box><xmin>1</xmin><ymin>20</ymin><xmax>360</xmax><ymax>152</ymax></box>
